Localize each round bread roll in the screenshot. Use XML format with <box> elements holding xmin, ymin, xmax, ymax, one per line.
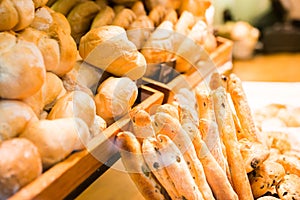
<box><xmin>91</xmin><ymin>6</ymin><xmax>115</xmax><ymax>29</ymax></box>
<box><xmin>94</xmin><ymin>77</ymin><xmax>138</xmax><ymax>123</ymax></box>
<box><xmin>31</xmin><ymin>6</ymin><xmax>77</xmax><ymax>76</ymax></box>
<box><xmin>51</xmin><ymin>0</ymin><xmax>88</xmax><ymax>16</ymax></box>
<box><xmin>79</xmin><ymin>26</ymin><xmax>147</xmax><ymax>80</ymax></box>
<box><xmin>112</xmin><ymin>8</ymin><xmax>136</xmax><ymax>29</ymax></box>
<box><xmin>0</xmin><ymin>32</ymin><xmax>46</xmax><ymax>99</ymax></box>
<box><xmin>144</xmin><ymin>0</ymin><xmax>181</xmax><ymax>11</ymax></box>
<box><xmin>141</xmin><ymin>20</ymin><xmax>176</xmax><ymax>64</ymax></box>
<box><xmin>180</xmin><ymin>0</ymin><xmax>211</xmax><ymax>17</ymax></box>
<box><xmin>48</xmin><ymin>91</ymin><xmax>96</xmax><ymax>128</ymax></box>
<box><xmin>0</xmin><ymin>0</ymin><xmax>35</xmax><ymax>31</ymax></box>
<box><xmin>67</xmin><ymin>1</ymin><xmax>100</xmax><ymax>44</ymax></box>
<box><xmin>0</xmin><ymin>138</ymin><xmax>42</xmax><ymax>199</ymax></box>
<box><xmin>20</xmin><ymin>118</ymin><xmax>90</xmax><ymax>169</ymax></box>
<box><xmin>18</xmin><ymin>27</ymin><xmax>60</xmax><ymax>74</ymax></box>
<box><xmin>0</xmin><ymin>100</ymin><xmax>38</xmax><ymax>141</ymax></box>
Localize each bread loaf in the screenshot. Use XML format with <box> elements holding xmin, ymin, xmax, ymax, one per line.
<box><xmin>0</xmin><ymin>0</ymin><xmax>35</xmax><ymax>31</ymax></box>
<box><xmin>0</xmin><ymin>138</ymin><xmax>42</xmax><ymax>200</ymax></box>
<box><xmin>0</xmin><ymin>101</ymin><xmax>38</xmax><ymax>141</ymax></box>
<box><xmin>79</xmin><ymin>26</ymin><xmax>147</xmax><ymax>80</ymax></box>
<box><xmin>20</xmin><ymin>118</ymin><xmax>90</xmax><ymax>169</ymax></box>
<box><xmin>67</xmin><ymin>1</ymin><xmax>100</xmax><ymax>44</ymax></box>
<box><xmin>31</xmin><ymin>6</ymin><xmax>77</xmax><ymax>76</ymax></box>
<box><xmin>94</xmin><ymin>77</ymin><xmax>138</xmax><ymax>123</ymax></box>
<box><xmin>18</xmin><ymin>27</ymin><xmax>60</xmax><ymax>74</ymax></box>
<box><xmin>91</xmin><ymin>6</ymin><xmax>115</xmax><ymax>29</ymax></box>
<box><xmin>0</xmin><ymin>32</ymin><xmax>45</xmax><ymax>99</ymax></box>
<box><xmin>51</xmin><ymin>0</ymin><xmax>88</xmax><ymax>16</ymax></box>
<box><xmin>48</xmin><ymin>91</ymin><xmax>96</xmax><ymax>128</ymax></box>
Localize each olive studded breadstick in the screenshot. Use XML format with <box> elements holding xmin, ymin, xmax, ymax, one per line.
<box><xmin>143</xmin><ymin>134</ymin><xmax>204</xmax><ymax>200</ymax></box>
<box><xmin>152</xmin><ymin>112</ymin><xmax>215</xmax><ymax>200</ymax></box>
<box><xmin>115</xmin><ymin>131</ymin><xmax>170</xmax><ymax>200</ymax></box>
<box><xmin>212</xmin><ymin>86</ymin><xmax>254</xmax><ymax>200</ymax></box>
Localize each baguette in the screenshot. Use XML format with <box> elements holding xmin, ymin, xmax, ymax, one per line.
<box><xmin>182</xmin><ymin>122</ymin><xmax>238</xmax><ymax>200</ymax></box>
<box><xmin>153</xmin><ymin>112</ymin><xmax>214</xmax><ymax>200</ymax></box>
<box><xmin>143</xmin><ymin>134</ymin><xmax>204</xmax><ymax>200</ymax></box>
<box><xmin>116</xmin><ymin>131</ymin><xmax>169</xmax><ymax>200</ymax></box>
<box><xmin>227</xmin><ymin>74</ymin><xmax>270</xmax><ymax>172</ymax></box>
<box><xmin>212</xmin><ymin>86</ymin><xmax>253</xmax><ymax>200</ymax></box>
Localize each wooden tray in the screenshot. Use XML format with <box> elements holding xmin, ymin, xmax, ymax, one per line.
<box><xmin>142</xmin><ymin>37</ymin><xmax>233</xmax><ymax>103</ymax></box>
<box><xmin>9</xmin><ymin>85</ymin><xmax>164</xmax><ymax>200</ymax></box>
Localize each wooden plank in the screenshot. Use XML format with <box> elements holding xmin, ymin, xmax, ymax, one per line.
<box><xmin>9</xmin><ymin>86</ymin><xmax>164</xmax><ymax>200</ymax></box>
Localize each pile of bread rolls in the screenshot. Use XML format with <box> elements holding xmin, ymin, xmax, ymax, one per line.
<box><xmin>47</xmin><ymin>0</ymin><xmax>217</xmax><ymax>74</ymax></box>
<box><xmin>0</xmin><ymin>1</ymin><xmax>142</xmax><ymax>199</ymax></box>
<box><xmin>116</xmin><ymin>73</ymin><xmax>300</xmax><ymax>200</ymax></box>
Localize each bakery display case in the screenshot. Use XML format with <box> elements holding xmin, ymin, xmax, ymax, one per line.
<box><xmin>1</xmin><ymin>0</ymin><xmax>300</xmax><ymax>200</ymax></box>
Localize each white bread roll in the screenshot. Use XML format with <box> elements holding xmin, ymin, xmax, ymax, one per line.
<box><xmin>0</xmin><ymin>138</ymin><xmax>42</xmax><ymax>200</ymax></box>
<box><xmin>0</xmin><ymin>32</ymin><xmax>46</xmax><ymax>99</ymax></box>
<box><xmin>20</xmin><ymin>118</ymin><xmax>90</xmax><ymax>169</ymax></box>
<box><xmin>48</xmin><ymin>91</ymin><xmax>96</xmax><ymax>128</ymax></box>
<box><xmin>18</xmin><ymin>28</ymin><xmax>60</xmax><ymax>74</ymax></box>
<box><xmin>94</xmin><ymin>77</ymin><xmax>138</xmax><ymax>123</ymax></box>
<box><xmin>141</xmin><ymin>20</ymin><xmax>176</xmax><ymax>64</ymax></box>
<box><xmin>31</xmin><ymin>6</ymin><xmax>77</xmax><ymax>77</ymax></box>
<box><xmin>79</xmin><ymin>26</ymin><xmax>147</xmax><ymax>80</ymax></box>
<box><xmin>0</xmin><ymin>100</ymin><xmax>38</xmax><ymax>141</ymax></box>
<box><xmin>0</xmin><ymin>0</ymin><xmax>35</xmax><ymax>31</ymax></box>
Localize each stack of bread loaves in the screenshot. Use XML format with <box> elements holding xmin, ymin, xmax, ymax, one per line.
<box><xmin>0</xmin><ymin>1</ymin><xmax>142</xmax><ymax>199</ymax></box>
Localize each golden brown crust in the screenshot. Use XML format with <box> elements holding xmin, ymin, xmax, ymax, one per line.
<box><xmin>67</xmin><ymin>1</ymin><xmax>100</xmax><ymax>43</ymax></box>
<box><xmin>148</xmin><ymin>5</ymin><xmax>168</xmax><ymax>27</ymax></box>
<box><xmin>0</xmin><ymin>32</ymin><xmax>46</xmax><ymax>99</ymax></box>
<box><xmin>227</xmin><ymin>73</ymin><xmax>259</xmax><ymax>141</ymax></box>
<box><xmin>0</xmin><ymin>138</ymin><xmax>42</xmax><ymax>199</ymax></box>
<box><xmin>112</xmin><ymin>8</ymin><xmax>137</xmax><ymax>29</ymax></box>
<box><xmin>91</xmin><ymin>6</ymin><xmax>115</xmax><ymax>29</ymax></box>
<box><xmin>212</xmin><ymin>86</ymin><xmax>253</xmax><ymax>200</ymax></box>
<box><xmin>0</xmin><ymin>100</ymin><xmax>38</xmax><ymax>140</ymax></box>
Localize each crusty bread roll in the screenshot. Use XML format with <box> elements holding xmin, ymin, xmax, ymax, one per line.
<box><xmin>0</xmin><ymin>32</ymin><xmax>46</xmax><ymax>99</ymax></box>
<box><xmin>79</xmin><ymin>26</ymin><xmax>147</xmax><ymax>80</ymax></box>
<box><xmin>141</xmin><ymin>20</ymin><xmax>175</xmax><ymax>64</ymax></box>
<box><xmin>131</xmin><ymin>1</ymin><xmax>146</xmax><ymax>17</ymax></box>
<box><xmin>20</xmin><ymin>118</ymin><xmax>90</xmax><ymax>169</ymax></box>
<box><xmin>91</xmin><ymin>6</ymin><xmax>115</xmax><ymax>29</ymax></box>
<box><xmin>48</xmin><ymin>91</ymin><xmax>96</xmax><ymax>128</ymax></box>
<box><xmin>112</xmin><ymin>8</ymin><xmax>136</xmax><ymax>29</ymax></box>
<box><xmin>31</xmin><ymin>6</ymin><xmax>77</xmax><ymax>76</ymax></box>
<box><xmin>0</xmin><ymin>0</ymin><xmax>35</xmax><ymax>31</ymax></box>
<box><xmin>22</xmin><ymin>84</ymin><xmax>45</xmax><ymax>117</ymax></box>
<box><xmin>127</xmin><ymin>15</ymin><xmax>154</xmax><ymax>49</ymax></box>
<box><xmin>31</xmin><ymin>6</ymin><xmax>71</xmax><ymax>35</ymax></box>
<box><xmin>0</xmin><ymin>138</ymin><xmax>42</xmax><ymax>200</ymax></box>
<box><xmin>94</xmin><ymin>77</ymin><xmax>138</xmax><ymax>123</ymax></box>
<box><xmin>67</xmin><ymin>1</ymin><xmax>100</xmax><ymax>44</ymax></box>
<box><xmin>19</xmin><ymin>27</ymin><xmax>60</xmax><ymax>74</ymax></box>
<box><xmin>0</xmin><ymin>100</ymin><xmax>38</xmax><ymax>141</ymax></box>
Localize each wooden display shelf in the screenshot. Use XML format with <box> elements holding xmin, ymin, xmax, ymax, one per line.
<box><xmin>142</xmin><ymin>37</ymin><xmax>233</xmax><ymax>103</ymax></box>
<box><xmin>9</xmin><ymin>85</ymin><xmax>164</xmax><ymax>200</ymax></box>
